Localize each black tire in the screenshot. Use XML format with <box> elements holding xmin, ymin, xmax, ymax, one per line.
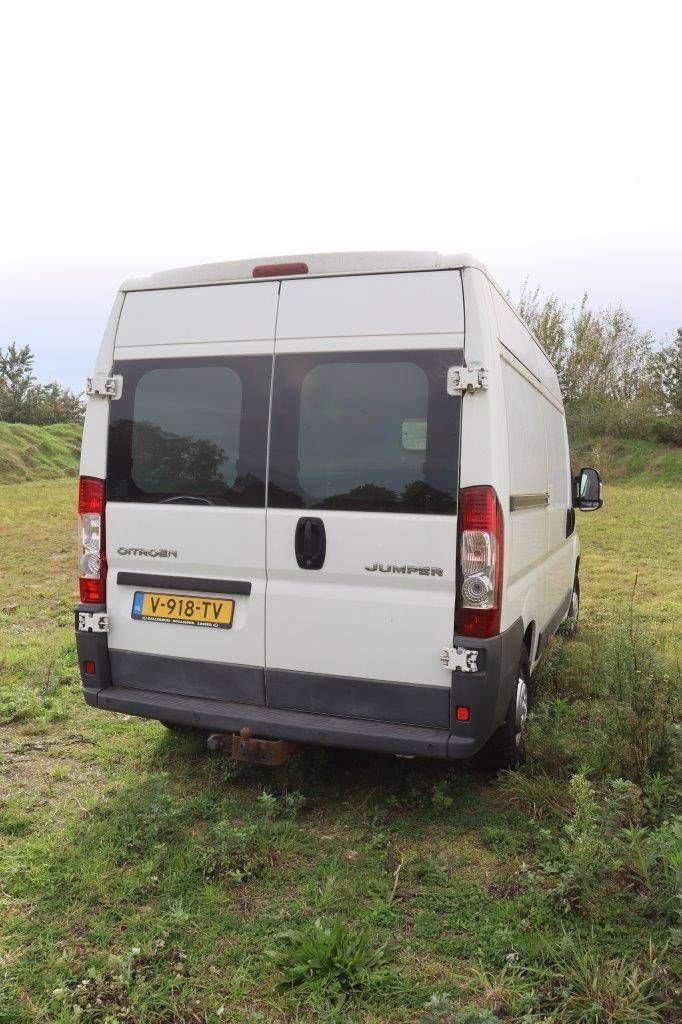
<box><xmin>482</xmin><ymin>648</ymin><xmax>529</xmax><ymax>772</ymax></box>
<box><xmin>559</xmin><ymin>575</ymin><xmax>580</xmax><ymax>639</ymax></box>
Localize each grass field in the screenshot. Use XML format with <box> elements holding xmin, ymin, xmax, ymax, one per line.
<box><xmin>0</xmin><ymin>447</ymin><xmax>680</xmax><ymax>1023</ymax></box>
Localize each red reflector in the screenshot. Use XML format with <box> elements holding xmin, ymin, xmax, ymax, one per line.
<box><xmin>252</xmin><ymin>262</ymin><xmax>308</xmax><ymax>278</ymax></box>
<box><xmin>83</xmin><ymin>660</ymin><xmax>96</xmax><ymax>675</ymax></box>
<box><xmin>80</xmin><ymin>577</ymin><xmax>105</xmax><ymax>603</ymax></box>
<box><xmin>79</xmin><ymin>476</ymin><xmax>105</xmax><ymax>514</ymax></box>
<box><xmin>456</xmin><ymin>706</ymin><xmax>471</xmax><ymax>722</ymax></box>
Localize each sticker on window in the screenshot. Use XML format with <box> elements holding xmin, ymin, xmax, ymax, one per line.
<box><xmin>401</xmin><ymin>419</ymin><xmax>427</xmax><ymax>451</ymax></box>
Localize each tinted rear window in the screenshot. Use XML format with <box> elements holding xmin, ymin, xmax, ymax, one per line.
<box><xmin>107</xmin><ymin>356</ymin><xmax>271</xmax><ymax>506</ymax></box>
<box><xmin>268</xmin><ymin>350</ymin><xmax>461</xmax><ymax>514</ymax></box>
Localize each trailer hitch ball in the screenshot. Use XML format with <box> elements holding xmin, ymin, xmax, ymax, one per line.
<box><xmin>206</xmin><ymin>732</ymin><xmax>229</xmax><ymax>752</ymax></box>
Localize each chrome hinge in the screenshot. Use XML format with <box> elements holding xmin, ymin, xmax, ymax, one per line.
<box><xmin>77</xmin><ymin>611</ymin><xmax>110</xmax><ymax>633</ymax></box>
<box><xmin>441</xmin><ymin>646</ymin><xmax>479</xmax><ymax>672</ymax></box>
<box><xmin>86</xmin><ymin>373</ymin><xmax>122</xmax><ymax>399</ymax></box>
<box><xmin>447</xmin><ymin>364</ymin><xmax>488</xmax><ymax>395</ymax></box>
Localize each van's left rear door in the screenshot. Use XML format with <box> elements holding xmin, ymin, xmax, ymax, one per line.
<box><xmin>105</xmin><ymin>281</ymin><xmax>278</xmax><ymax>704</ymax></box>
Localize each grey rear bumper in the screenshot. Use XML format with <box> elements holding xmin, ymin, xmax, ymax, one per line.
<box><xmin>90</xmin><ymin>685</ymin><xmax>476</xmax><ymax>760</ymax></box>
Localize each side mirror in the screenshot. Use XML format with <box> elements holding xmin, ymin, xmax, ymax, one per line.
<box><xmin>573</xmin><ymin>466</ymin><xmax>603</xmax><ymax>511</ymax></box>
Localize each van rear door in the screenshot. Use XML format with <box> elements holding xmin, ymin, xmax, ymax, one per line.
<box><xmin>265</xmin><ymin>271</ymin><xmax>464</xmax><ymax>729</ymax></box>
<box><xmin>105</xmin><ymin>281</ymin><xmax>277</xmax><ymax>704</ymax></box>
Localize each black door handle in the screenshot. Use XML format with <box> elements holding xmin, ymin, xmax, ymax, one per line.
<box><xmin>295</xmin><ymin>517</ymin><xmax>326</xmax><ymax>570</ymax></box>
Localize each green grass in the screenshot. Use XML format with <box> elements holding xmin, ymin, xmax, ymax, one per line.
<box><xmin>0</xmin><ymin>421</ymin><xmax>82</xmax><ymax>485</ymax></box>
<box><xmin>0</xmin><ymin>450</ymin><xmax>680</xmax><ymax>1023</ymax></box>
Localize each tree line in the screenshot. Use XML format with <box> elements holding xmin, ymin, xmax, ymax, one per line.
<box><xmin>516</xmin><ymin>283</ymin><xmax>680</xmax><ymax>444</ymax></box>
<box><xmin>0</xmin><ymin>342</ymin><xmax>84</xmax><ymax>425</ymax></box>
<box><xmin>1</xmin><ymin>287</ymin><xmax>680</xmax><ymax>443</ymax></box>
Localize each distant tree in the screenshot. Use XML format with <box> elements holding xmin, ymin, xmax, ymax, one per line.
<box><xmin>517</xmin><ymin>279</ymin><xmax>567</xmax><ymax>381</ymax></box>
<box><xmin>515</xmin><ymin>286</ymin><xmax>655</xmax><ymax>405</ymax></box>
<box><xmin>645</xmin><ymin>332</ymin><xmax>682</xmax><ymax>414</ymax></box>
<box><xmin>0</xmin><ymin>342</ymin><xmax>35</xmax><ymax>422</ymax></box>
<box><xmin>0</xmin><ymin>342</ymin><xmax>84</xmax><ymax>424</ymax></box>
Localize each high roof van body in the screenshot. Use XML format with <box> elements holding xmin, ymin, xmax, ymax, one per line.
<box><xmin>76</xmin><ymin>252</ymin><xmax>602</xmax><ymax>768</ymax></box>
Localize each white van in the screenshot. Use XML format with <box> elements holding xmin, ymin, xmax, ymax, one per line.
<box><xmin>76</xmin><ymin>252</ymin><xmax>602</xmax><ymax>769</ymax></box>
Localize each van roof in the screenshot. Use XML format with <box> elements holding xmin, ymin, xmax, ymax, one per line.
<box><xmin>120</xmin><ymin>251</ymin><xmax>488</xmax><ymax>292</ymax></box>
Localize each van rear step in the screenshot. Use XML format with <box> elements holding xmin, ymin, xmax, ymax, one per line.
<box><xmin>207</xmin><ymin>727</ymin><xmax>296</xmax><ymax>766</ymax></box>
<box><xmin>93</xmin><ymin>686</ymin><xmax>478</xmax><ymax>759</ymax></box>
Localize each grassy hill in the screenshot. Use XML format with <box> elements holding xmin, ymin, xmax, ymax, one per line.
<box><xmin>569</xmin><ymin>434</ymin><xmax>681</xmax><ymax>486</ymax></box>
<box><xmin>0</xmin><ymin>421</ymin><xmax>82</xmax><ymax>484</ymax></box>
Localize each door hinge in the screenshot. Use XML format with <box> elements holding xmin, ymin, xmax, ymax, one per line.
<box><xmin>86</xmin><ymin>373</ymin><xmax>122</xmax><ymax>399</ymax></box>
<box><xmin>77</xmin><ymin>611</ymin><xmax>110</xmax><ymax>633</ymax></box>
<box><xmin>447</xmin><ymin>363</ymin><xmax>488</xmax><ymax>395</ymax></box>
<box><xmin>441</xmin><ymin>646</ymin><xmax>479</xmax><ymax>672</ymax></box>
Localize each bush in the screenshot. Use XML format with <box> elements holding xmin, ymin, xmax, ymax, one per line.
<box><xmin>528</xmin><ymin>614</ymin><xmax>678</xmax><ymax>781</ymax></box>
<box><xmin>527</xmin><ymin>934</ymin><xmax>672</xmax><ymax>1024</ymax></box>
<box><xmin>269</xmin><ymin>917</ymin><xmax>391</xmax><ymax>1002</ymax></box>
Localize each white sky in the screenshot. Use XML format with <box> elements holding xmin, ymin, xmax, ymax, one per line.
<box><xmin>1</xmin><ymin>0</ymin><xmax>680</xmax><ymax>390</ymax></box>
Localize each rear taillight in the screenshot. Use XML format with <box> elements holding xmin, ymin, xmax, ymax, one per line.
<box><xmin>455</xmin><ymin>485</ymin><xmax>504</xmax><ymax>638</ymax></box>
<box><xmin>78</xmin><ymin>476</ymin><xmax>106</xmax><ymax>603</ymax></box>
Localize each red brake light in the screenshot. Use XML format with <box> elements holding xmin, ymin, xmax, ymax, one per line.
<box><xmin>455</xmin><ymin>485</ymin><xmax>504</xmax><ymax>639</ymax></box>
<box><xmin>252</xmin><ymin>262</ymin><xmax>309</xmax><ymax>278</ymax></box>
<box><xmin>78</xmin><ymin>476</ymin><xmax>106</xmax><ymax>604</ymax></box>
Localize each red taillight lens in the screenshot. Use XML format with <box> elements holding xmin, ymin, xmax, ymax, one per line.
<box><xmin>456</xmin><ymin>705</ymin><xmax>471</xmax><ymax>722</ymax></box>
<box><xmin>78</xmin><ymin>476</ymin><xmax>106</xmax><ymax>603</ymax></box>
<box><xmin>252</xmin><ymin>262</ymin><xmax>308</xmax><ymax>278</ymax></box>
<box><xmin>455</xmin><ymin>485</ymin><xmax>504</xmax><ymax>638</ymax></box>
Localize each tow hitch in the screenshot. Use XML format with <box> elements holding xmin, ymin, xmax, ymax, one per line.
<box><xmin>207</xmin><ymin>727</ymin><xmax>296</xmax><ymax>767</ymax></box>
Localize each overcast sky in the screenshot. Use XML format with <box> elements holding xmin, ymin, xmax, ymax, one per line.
<box><xmin>1</xmin><ymin>0</ymin><xmax>680</xmax><ymax>390</ymax></box>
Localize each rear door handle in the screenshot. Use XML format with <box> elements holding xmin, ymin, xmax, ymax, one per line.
<box><xmin>295</xmin><ymin>517</ymin><xmax>326</xmax><ymax>570</ymax></box>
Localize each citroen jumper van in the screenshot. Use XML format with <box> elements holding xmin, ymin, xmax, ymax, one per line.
<box><xmin>76</xmin><ymin>252</ymin><xmax>602</xmax><ymax>769</ymax></box>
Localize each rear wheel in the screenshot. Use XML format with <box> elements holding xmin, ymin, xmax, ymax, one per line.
<box><xmin>482</xmin><ymin>648</ymin><xmax>529</xmax><ymax>772</ymax></box>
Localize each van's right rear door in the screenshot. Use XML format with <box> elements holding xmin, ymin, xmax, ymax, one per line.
<box><xmin>264</xmin><ymin>271</ymin><xmax>465</xmax><ymax>730</ymax></box>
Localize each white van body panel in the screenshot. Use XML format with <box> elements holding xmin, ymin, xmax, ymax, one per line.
<box><xmin>115</xmin><ymin>282</ymin><xmax>279</xmax><ymax>347</ymax></box>
<box><xmin>275</xmin><ymin>269</ymin><xmax>464</xmax><ymax>339</ymax></box>
<box><xmin>266</xmin><ymin>509</ymin><xmax>458</xmax><ymax>688</ymax></box>
<box><xmin>106</xmin><ymin>505</ymin><xmax>266</xmax><ymax>667</ymax></box>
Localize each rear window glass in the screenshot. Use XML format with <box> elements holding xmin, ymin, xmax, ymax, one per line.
<box><xmin>107</xmin><ymin>356</ymin><xmax>271</xmax><ymax>506</ymax></box>
<box><xmin>268</xmin><ymin>350</ymin><xmax>461</xmax><ymax>514</ymax></box>
<box><xmin>131</xmin><ymin>366</ymin><xmax>242</xmax><ymax>494</ymax></box>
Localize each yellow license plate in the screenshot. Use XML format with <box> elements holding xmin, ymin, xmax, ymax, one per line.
<box><xmin>131</xmin><ymin>591</ymin><xmax>234</xmax><ymax>629</ymax></box>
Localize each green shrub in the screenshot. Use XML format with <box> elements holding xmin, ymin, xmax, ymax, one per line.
<box><xmin>528</xmin><ymin>614</ymin><xmax>678</xmax><ymax>781</ymax></box>
<box><xmin>270</xmin><ymin>917</ymin><xmax>391</xmax><ymax>1002</ymax></box>
<box><xmin>526</xmin><ymin>933</ymin><xmax>672</xmax><ymax>1024</ymax></box>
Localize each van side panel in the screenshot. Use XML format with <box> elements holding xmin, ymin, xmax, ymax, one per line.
<box><xmin>500</xmin><ymin>354</ymin><xmax>549</xmax><ymax>637</ymax></box>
